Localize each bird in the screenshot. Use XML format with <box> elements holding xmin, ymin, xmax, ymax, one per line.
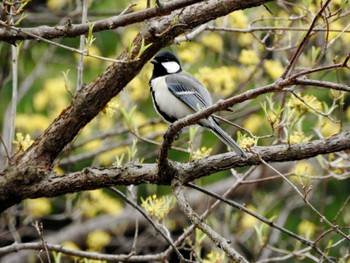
<box><xmin>149</xmin><ymin>50</ymin><xmax>247</xmax><ymax>158</ymax></box>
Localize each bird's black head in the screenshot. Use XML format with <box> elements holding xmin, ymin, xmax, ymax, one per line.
<box><xmin>150</xmin><ymin>51</ymin><xmax>182</xmax><ymax>79</ymax></box>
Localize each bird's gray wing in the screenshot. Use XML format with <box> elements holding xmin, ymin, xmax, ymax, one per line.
<box><xmin>165</xmin><ymin>73</ymin><xmax>212</xmax><ymax>112</ymax></box>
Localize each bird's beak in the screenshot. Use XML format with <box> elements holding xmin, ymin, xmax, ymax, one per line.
<box><xmin>151</xmin><ymin>59</ymin><xmax>157</xmax><ymax>64</ymax></box>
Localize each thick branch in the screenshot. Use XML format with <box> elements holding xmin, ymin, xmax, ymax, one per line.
<box><xmin>0</xmin><ymin>0</ymin><xmax>203</xmax><ymax>43</ymax></box>
<box><xmin>1</xmin><ymin>131</ymin><xmax>349</xmax><ymax>212</ymax></box>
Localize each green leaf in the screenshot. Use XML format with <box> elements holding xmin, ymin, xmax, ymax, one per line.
<box><xmin>311</xmin><ymin>46</ymin><xmax>320</xmax><ymax>64</ymax></box>
<box><xmin>127</xmin><ymin>139</ymin><xmax>138</xmax><ymax>162</ymax></box>
<box><xmin>85</xmin><ymin>20</ymin><xmax>96</xmax><ymax>49</ymax></box>
<box><xmin>120</xmin><ymin>105</ymin><xmax>137</xmax><ymax>130</ymax></box>
<box><xmin>52</xmin><ymin>251</ymin><xmax>62</xmax><ymax>263</ymax></box>
<box><xmin>14</xmin><ymin>13</ymin><xmax>28</xmax><ymax>25</ymax></box>
<box><xmin>113</xmin><ymin>153</ymin><xmax>125</xmax><ymax>167</ymax></box>
<box><xmin>137</xmin><ymin>38</ymin><xmax>153</xmax><ymax>59</ymax></box>
<box><xmin>61</xmin><ymin>69</ymin><xmax>73</xmax><ymax>97</ymax></box>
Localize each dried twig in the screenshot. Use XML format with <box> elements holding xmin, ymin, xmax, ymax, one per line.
<box><xmin>107</xmin><ymin>187</ymin><xmax>186</xmax><ymax>262</ymax></box>
<box><xmin>172</xmin><ymin>179</ymin><xmax>249</xmax><ymax>262</ymax></box>
<box><xmin>32</xmin><ymin>221</ymin><xmax>51</xmax><ymax>263</ymax></box>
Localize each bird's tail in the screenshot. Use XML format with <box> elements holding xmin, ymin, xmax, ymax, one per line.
<box><xmin>210</xmin><ymin>123</ymin><xmax>247</xmax><ymax>158</ymax></box>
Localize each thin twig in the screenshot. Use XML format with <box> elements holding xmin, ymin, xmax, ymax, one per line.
<box><xmin>187</xmin><ymin>183</ymin><xmax>336</xmax><ymax>263</ymax></box>
<box><xmin>172</xmin><ymin>179</ymin><xmax>249</xmax><ymax>263</ymax></box>
<box><xmin>289</xmin><ymin>90</ymin><xmax>339</xmax><ymax>121</ymax></box>
<box><xmin>0</xmin><ymin>135</ymin><xmax>11</xmax><ymax>165</ymax></box>
<box><xmin>206</xmin><ymin>25</ymin><xmax>350</xmax><ymax>34</ymax></box>
<box><xmin>7</xmin><ymin>42</ymin><xmax>17</xmax><ymax>163</ymax></box>
<box><xmin>281</xmin><ymin>0</ymin><xmax>332</xmax><ymax>78</ymax></box>
<box><xmin>32</xmin><ymin>221</ymin><xmax>51</xmax><ymax>263</ymax></box>
<box><xmin>0</xmin><ymin>242</ymin><xmax>166</xmax><ymax>261</ymax></box>
<box><xmin>126</xmin><ymin>185</ymin><xmax>139</xmax><ymax>253</ymax></box>
<box><xmin>76</xmin><ymin>0</ymin><xmax>88</xmax><ymax>91</ymax></box>
<box><xmin>0</xmin><ymin>21</ymin><xmax>133</xmax><ymax>64</ymax></box>
<box><xmin>257</xmin><ymin>154</ymin><xmax>350</xmax><ymax>242</ymax></box>
<box><xmin>107</xmin><ymin>187</ymin><xmax>186</xmax><ymax>262</ymax></box>
<box><xmin>162</xmin><ymin>166</ymin><xmax>258</xmax><ymax>258</ymax></box>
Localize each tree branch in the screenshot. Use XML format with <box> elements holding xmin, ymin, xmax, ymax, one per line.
<box><xmin>1</xmin><ymin>131</ymin><xmax>350</xmax><ymax>212</ymax></box>
<box><xmin>172</xmin><ymin>179</ymin><xmax>249</xmax><ymax>262</ymax></box>
<box><xmin>0</xmin><ymin>0</ymin><xmax>204</xmax><ymax>43</ymax></box>
<box><xmin>0</xmin><ymin>242</ymin><xmax>166</xmax><ymax>262</ymax></box>
<box><xmin>0</xmin><ymin>0</ymin><xmax>273</xmax><ymax>209</ymax></box>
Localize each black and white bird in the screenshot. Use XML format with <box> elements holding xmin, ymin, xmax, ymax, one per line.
<box><xmin>149</xmin><ymin>50</ymin><xmax>247</xmax><ymax>158</ymax></box>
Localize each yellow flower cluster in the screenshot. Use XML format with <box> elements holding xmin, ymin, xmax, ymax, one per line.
<box><xmin>240</xmin><ymin>205</ymin><xmax>259</xmax><ymax>230</ymax></box>
<box><xmin>178</xmin><ymin>42</ymin><xmax>203</xmax><ymax>64</ymax></box>
<box><xmin>141</xmin><ymin>194</ymin><xmax>175</xmax><ymax>221</ymax></box>
<box><xmin>286</xmin><ymin>93</ymin><xmax>323</xmax><ymax>114</ymax></box>
<box><xmin>264</xmin><ymin>60</ymin><xmax>284</xmax><ymax>79</ymax></box>
<box><xmin>320</xmin><ymin>118</ymin><xmax>341</xmax><ymax>137</ymax></box>
<box><xmin>202</xmin><ymin>32</ymin><xmax>223</xmax><ymax>52</ymax></box>
<box><xmin>61</xmin><ymin>241</ymin><xmax>80</xmax><ymax>260</ymax></box>
<box><xmin>239</xmin><ymin>135</ymin><xmax>256</xmax><ymax>150</ymax></box>
<box><xmin>16</xmin><ymin>77</ymin><xmax>70</xmax><ymax>135</ymax></box>
<box><xmin>238</xmin><ymin>49</ymin><xmax>260</xmax><ymax>65</ymax></box>
<box><xmin>47</xmin><ymin>0</ymin><xmax>69</xmax><ymax>12</ymax></box>
<box><xmin>195</xmin><ymin>66</ymin><xmax>242</xmax><ymax>97</ymax></box>
<box><xmin>82</xmin><ymin>45</ymin><xmax>102</xmax><ymax>68</ymax></box>
<box><xmin>291</xmin><ymin>161</ymin><xmax>314</xmax><ymax>185</ymax></box>
<box><xmin>16</xmin><ymin>114</ymin><xmax>50</xmax><ymax>133</ymax></box>
<box><xmin>79</xmin><ymin>189</ymin><xmax>123</xmax><ymax>218</ymax></box>
<box><xmin>191</xmin><ymin>147</ymin><xmax>213</xmax><ymax>160</ymax></box>
<box><xmin>34</xmin><ymin>77</ymin><xmax>69</xmax><ymax>116</ymax></box>
<box><xmin>25</xmin><ymin>198</ymin><xmax>52</xmax><ymax>218</ymax></box>
<box><xmin>13</xmin><ymin>132</ymin><xmax>34</xmax><ymax>152</ymax></box>
<box><xmin>101</xmin><ymin>102</ymin><xmax>119</xmax><ymax>118</ymax></box>
<box><xmin>203</xmin><ymin>251</ymin><xmax>225</xmax><ymax>263</ymax></box>
<box><xmin>298</xmin><ymin>220</ymin><xmax>316</xmax><ymax>239</ymax></box>
<box><xmin>328</xmin><ymin>20</ymin><xmax>350</xmax><ymax>43</ymax></box>
<box><xmin>228</xmin><ymin>10</ymin><xmax>249</xmax><ymax>29</ymax></box>
<box><xmin>293</xmin><ymin>161</ymin><xmax>314</xmax><ymax>177</ymax></box>
<box><xmin>288</xmin><ymin>131</ymin><xmax>311</xmax><ymax>144</ymax></box>
<box><xmin>243</xmin><ymin>114</ymin><xmax>265</xmax><ymax>134</ymax></box>
<box><xmin>86</xmin><ymin>229</ymin><xmax>111</xmax><ymax>252</ymax></box>
<box><xmin>127</xmin><ymin>64</ymin><xmax>152</xmax><ymax>101</ymax></box>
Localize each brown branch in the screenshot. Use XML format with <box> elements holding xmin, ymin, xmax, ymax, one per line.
<box><xmin>293</xmin><ymin>78</ymin><xmax>350</xmax><ymax>91</ymax></box>
<box><xmin>1</xmin><ymin>131</ymin><xmax>350</xmax><ymax>212</ymax></box>
<box><xmin>0</xmin><ymin>242</ymin><xmax>166</xmax><ymax>262</ymax></box>
<box><xmin>281</xmin><ymin>0</ymin><xmax>332</xmax><ymax>78</ymax></box>
<box><xmin>172</xmin><ymin>179</ymin><xmax>249</xmax><ymax>262</ymax></box>
<box><xmin>0</xmin><ymin>0</ymin><xmax>204</xmax><ymax>43</ymax></box>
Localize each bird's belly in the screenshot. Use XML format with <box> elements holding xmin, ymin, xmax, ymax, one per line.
<box><xmin>151</xmin><ymin>78</ymin><xmax>193</xmax><ymax>122</ymax></box>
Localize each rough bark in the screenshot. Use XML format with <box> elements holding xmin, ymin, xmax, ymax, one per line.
<box><xmin>1</xmin><ymin>130</ymin><xmax>349</xmax><ymax>212</ymax></box>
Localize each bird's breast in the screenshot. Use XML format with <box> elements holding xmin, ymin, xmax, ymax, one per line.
<box><xmin>150</xmin><ymin>77</ymin><xmax>193</xmax><ymax>121</ymax></box>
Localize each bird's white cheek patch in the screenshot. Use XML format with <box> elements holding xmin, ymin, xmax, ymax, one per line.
<box><xmin>161</xmin><ymin>61</ymin><xmax>180</xmax><ymax>73</ymax></box>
